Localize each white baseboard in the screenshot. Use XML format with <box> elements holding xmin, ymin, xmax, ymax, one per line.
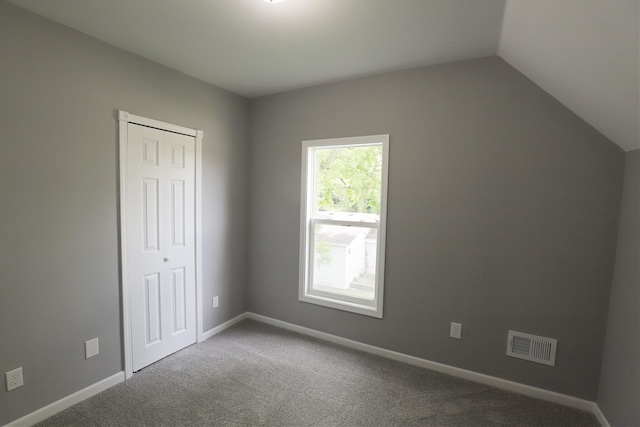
<box><xmin>200</xmin><ymin>312</ymin><xmax>248</xmax><ymax>342</ymax></box>
<box><xmin>7</xmin><ymin>313</ymin><xmax>611</xmax><ymax>427</ymax></box>
<box><xmin>592</xmin><ymin>402</ymin><xmax>612</xmax><ymax>427</ymax></box>
<box><xmin>6</xmin><ymin>313</ymin><xmax>248</xmax><ymax>427</ymax></box>
<box><xmin>245</xmin><ymin>312</ymin><xmax>608</xmax><ymax>424</ymax></box>
<box><xmin>5</xmin><ymin>371</ymin><xmax>124</xmax><ymax>427</ymax></box>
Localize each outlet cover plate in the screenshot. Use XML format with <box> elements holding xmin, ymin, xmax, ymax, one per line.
<box><xmin>450</xmin><ymin>322</ymin><xmax>462</xmax><ymax>339</ymax></box>
<box><xmin>6</xmin><ymin>367</ymin><xmax>24</xmax><ymax>391</ymax></box>
<box><xmin>85</xmin><ymin>338</ymin><xmax>99</xmax><ymax>359</ymax></box>
<box><xmin>213</xmin><ymin>296</ymin><xmax>219</xmax><ymax>308</ymax></box>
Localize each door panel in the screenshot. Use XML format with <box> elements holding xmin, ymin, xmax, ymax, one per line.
<box><xmin>162</xmin><ymin>130</ymin><xmax>195</xmax><ymax>356</ymax></box>
<box><xmin>171</xmin><ymin>267</ymin><xmax>186</xmax><ymax>333</ymax></box>
<box><xmin>143</xmin><ymin>273</ymin><xmax>162</xmax><ymax>345</ymax></box>
<box><xmin>142</xmin><ymin>138</ymin><xmax>160</xmax><ymax>166</ymax></box>
<box><xmin>127</xmin><ymin>123</ymin><xmax>196</xmax><ymax>372</ymax></box>
<box><xmin>142</xmin><ymin>178</ymin><xmax>160</xmax><ymax>252</ymax></box>
<box><xmin>170</xmin><ymin>180</ymin><xmax>185</xmax><ymax>248</ymax></box>
<box><xmin>170</xmin><ymin>143</ymin><xmax>185</xmax><ymax>168</ymax></box>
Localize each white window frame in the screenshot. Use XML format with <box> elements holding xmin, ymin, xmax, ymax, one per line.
<box><xmin>299</xmin><ymin>135</ymin><xmax>389</xmax><ymax>318</ymax></box>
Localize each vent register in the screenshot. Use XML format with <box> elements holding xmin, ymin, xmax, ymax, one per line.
<box><xmin>507</xmin><ymin>330</ymin><xmax>557</xmax><ymax>366</ymax></box>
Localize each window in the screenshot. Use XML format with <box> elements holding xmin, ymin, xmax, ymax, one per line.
<box><xmin>299</xmin><ymin>135</ymin><xmax>389</xmax><ymax>318</ymax></box>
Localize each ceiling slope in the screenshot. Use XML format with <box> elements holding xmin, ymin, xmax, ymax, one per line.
<box><xmin>499</xmin><ymin>0</ymin><xmax>639</xmax><ymax>152</ymax></box>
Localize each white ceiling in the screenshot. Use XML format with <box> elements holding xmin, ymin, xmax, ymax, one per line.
<box><xmin>7</xmin><ymin>0</ymin><xmax>639</xmax><ymax>151</ymax></box>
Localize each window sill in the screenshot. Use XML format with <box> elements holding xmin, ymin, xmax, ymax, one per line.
<box><xmin>299</xmin><ymin>293</ymin><xmax>383</xmax><ymax>319</ymax></box>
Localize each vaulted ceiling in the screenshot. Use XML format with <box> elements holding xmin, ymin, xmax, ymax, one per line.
<box><xmin>7</xmin><ymin>0</ymin><xmax>639</xmax><ymax>151</ymax></box>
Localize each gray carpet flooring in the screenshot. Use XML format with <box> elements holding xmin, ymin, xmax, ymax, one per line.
<box><xmin>36</xmin><ymin>319</ymin><xmax>599</xmax><ymax>426</ymax></box>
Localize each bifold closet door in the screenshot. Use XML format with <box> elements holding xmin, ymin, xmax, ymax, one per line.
<box><xmin>126</xmin><ymin>123</ymin><xmax>196</xmax><ymax>372</ymax></box>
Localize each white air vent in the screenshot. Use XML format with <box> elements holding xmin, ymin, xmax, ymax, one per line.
<box><xmin>506</xmin><ymin>330</ymin><xmax>557</xmax><ymax>366</ymax></box>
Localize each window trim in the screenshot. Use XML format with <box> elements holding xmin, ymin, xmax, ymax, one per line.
<box><xmin>298</xmin><ymin>134</ymin><xmax>389</xmax><ymax>318</ymax></box>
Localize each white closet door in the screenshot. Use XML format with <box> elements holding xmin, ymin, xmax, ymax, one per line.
<box><xmin>126</xmin><ymin>123</ymin><xmax>196</xmax><ymax>372</ymax></box>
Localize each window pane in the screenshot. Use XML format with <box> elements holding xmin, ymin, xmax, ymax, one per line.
<box><xmin>313</xmin><ymin>146</ymin><xmax>382</xmax><ymax>217</ymax></box>
<box><xmin>311</xmin><ymin>223</ymin><xmax>377</xmax><ymax>301</ymax></box>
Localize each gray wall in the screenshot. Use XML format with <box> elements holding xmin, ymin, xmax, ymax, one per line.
<box><xmin>598</xmin><ymin>150</ymin><xmax>639</xmax><ymax>426</ymax></box>
<box><xmin>0</xmin><ymin>2</ymin><xmax>632</xmax><ymax>423</ymax></box>
<box><xmin>247</xmin><ymin>57</ymin><xmax>625</xmax><ymax>400</ymax></box>
<box><xmin>0</xmin><ymin>3</ymin><xmax>248</xmax><ymax>424</ymax></box>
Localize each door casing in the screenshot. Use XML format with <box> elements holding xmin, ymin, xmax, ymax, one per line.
<box><xmin>118</xmin><ymin>110</ymin><xmax>204</xmax><ymax>379</ymax></box>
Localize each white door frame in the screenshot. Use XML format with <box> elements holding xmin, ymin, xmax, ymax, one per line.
<box><xmin>118</xmin><ymin>110</ymin><xmax>204</xmax><ymax>379</ymax></box>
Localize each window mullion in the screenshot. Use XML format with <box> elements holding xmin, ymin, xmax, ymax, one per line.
<box><xmin>312</xmin><ymin>218</ymin><xmax>379</xmax><ymax>228</ymax></box>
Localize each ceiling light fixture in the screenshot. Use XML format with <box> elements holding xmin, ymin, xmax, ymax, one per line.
<box><xmin>264</xmin><ymin>0</ymin><xmax>283</xmax><ymax>3</ymax></box>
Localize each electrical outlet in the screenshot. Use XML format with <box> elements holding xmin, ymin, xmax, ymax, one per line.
<box><xmin>85</xmin><ymin>338</ymin><xmax>99</xmax><ymax>359</ymax></box>
<box><xmin>450</xmin><ymin>322</ymin><xmax>462</xmax><ymax>339</ymax></box>
<box><xmin>6</xmin><ymin>367</ymin><xmax>23</xmax><ymax>391</ymax></box>
<box><xmin>213</xmin><ymin>296</ymin><xmax>219</xmax><ymax>308</ymax></box>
